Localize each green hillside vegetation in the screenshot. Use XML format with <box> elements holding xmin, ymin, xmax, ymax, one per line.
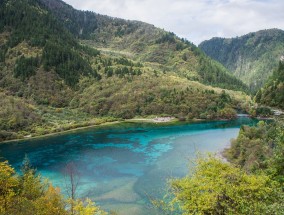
<box><xmin>0</xmin><ymin>91</ymin><xmax>41</xmax><ymax>141</ymax></box>
<box><xmin>0</xmin><ymin>158</ymin><xmax>108</xmax><ymax>215</ymax></box>
<box><xmin>225</xmin><ymin>120</ymin><xmax>284</xmax><ymax>182</ymax></box>
<box><xmin>199</xmin><ymin>29</ymin><xmax>284</xmax><ymax>92</ymax></box>
<box><xmin>41</xmin><ymin>0</ymin><xmax>248</xmax><ymax>92</ymax></box>
<box><xmin>75</xmin><ymin>75</ymin><xmax>250</xmax><ymax>120</ymax></box>
<box><xmin>84</xmin><ymin>22</ymin><xmax>247</xmax><ymax>91</ymax></box>
<box><xmin>255</xmin><ymin>61</ymin><xmax>284</xmax><ymax>109</ymax></box>
<box><xmin>0</xmin><ymin>0</ymin><xmax>252</xmax><ymax>142</ymax></box>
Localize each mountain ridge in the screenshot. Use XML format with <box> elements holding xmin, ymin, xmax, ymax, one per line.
<box><xmin>199</xmin><ymin>28</ymin><xmax>284</xmax><ymax>92</ymax></box>
<box><xmin>40</xmin><ymin>0</ymin><xmax>248</xmax><ymax>91</ymax></box>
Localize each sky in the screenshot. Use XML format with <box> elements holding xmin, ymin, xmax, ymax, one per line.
<box><xmin>64</xmin><ymin>0</ymin><xmax>284</xmax><ymax>45</ymax></box>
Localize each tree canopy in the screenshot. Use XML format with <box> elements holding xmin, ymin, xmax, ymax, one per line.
<box><xmin>154</xmin><ymin>156</ymin><xmax>283</xmax><ymax>215</ymax></box>
<box><xmin>0</xmin><ymin>159</ymin><xmax>107</xmax><ymax>215</ymax></box>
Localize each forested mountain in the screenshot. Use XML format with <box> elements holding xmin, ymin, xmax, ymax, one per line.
<box><xmin>255</xmin><ymin>61</ymin><xmax>284</xmax><ymax>109</ymax></box>
<box><xmin>0</xmin><ymin>0</ymin><xmax>251</xmax><ymax>142</ymax></box>
<box><xmin>199</xmin><ymin>29</ymin><xmax>284</xmax><ymax>92</ymax></box>
<box><xmin>40</xmin><ymin>0</ymin><xmax>247</xmax><ymax>91</ymax></box>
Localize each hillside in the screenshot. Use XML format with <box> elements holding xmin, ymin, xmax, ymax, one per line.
<box><xmin>40</xmin><ymin>0</ymin><xmax>248</xmax><ymax>92</ymax></box>
<box><xmin>0</xmin><ymin>0</ymin><xmax>251</xmax><ymax>142</ymax></box>
<box><xmin>255</xmin><ymin>61</ymin><xmax>284</xmax><ymax>109</ymax></box>
<box><xmin>199</xmin><ymin>29</ymin><xmax>284</xmax><ymax>92</ymax></box>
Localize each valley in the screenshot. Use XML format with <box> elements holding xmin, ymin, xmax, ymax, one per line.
<box><xmin>0</xmin><ymin>0</ymin><xmax>283</xmax><ymax>214</ymax></box>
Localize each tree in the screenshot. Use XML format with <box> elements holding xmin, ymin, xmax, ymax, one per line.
<box><xmin>154</xmin><ymin>156</ymin><xmax>283</xmax><ymax>215</ymax></box>
<box><xmin>64</xmin><ymin>162</ymin><xmax>81</xmax><ymax>214</ymax></box>
<box><xmin>0</xmin><ymin>160</ymin><xmax>108</xmax><ymax>215</ymax></box>
<box><xmin>72</xmin><ymin>198</ymin><xmax>107</xmax><ymax>215</ymax></box>
<box><xmin>0</xmin><ymin>161</ymin><xmax>18</xmax><ymax>213</ymax></box>
<box><xmin>20</xmin><ymin>155</ymin><xmax>45</xmax><ymax>201</ymax></box>
<box><xmin>64</xmin><ymin>162</ymin><xmax>81</xmax><ymax>201</ymax></box>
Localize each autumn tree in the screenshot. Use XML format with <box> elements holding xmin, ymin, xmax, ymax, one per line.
<box><xmin>0</xmin><ymin>161</ymin><xmax>18</xmax><ymax>213</ymax></box>
<box><xmin>0</xmin><ymin>160</ymin><xmax>108</xmax><ymax>215</ymax></box>
<box><xmin>154</xmin><ymin>156</ymin><xmax>283</xmax><ymax>215</ymax></box>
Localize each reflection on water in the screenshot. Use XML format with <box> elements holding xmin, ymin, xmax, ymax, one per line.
<box><xmin>0</xmin><ymin>118</ymin><xmax>258</xmax><ymax>214</ymax></box>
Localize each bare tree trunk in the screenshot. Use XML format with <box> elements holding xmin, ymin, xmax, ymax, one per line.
<box><xmin>63</xmin><ymin>162</ymin><xmax>80</xmax><ymax>215</ymax></box>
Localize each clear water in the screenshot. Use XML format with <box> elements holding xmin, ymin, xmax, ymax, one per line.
<box><xmin>0</xmin><ymin>118</ymin><xmax>258</xmax><ymax>214</ymax></box>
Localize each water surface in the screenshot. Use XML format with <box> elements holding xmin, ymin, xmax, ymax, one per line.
<box><xmin>0</xmin><ymin>118</ymin><xmax>258</xmax><ymax>214</ymax></box>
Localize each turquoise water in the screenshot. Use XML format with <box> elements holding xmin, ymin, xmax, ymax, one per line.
<box><xmin>0</xmin><ymin>118</ymin><xmax>258</xmax><ymax>214</ymax></box>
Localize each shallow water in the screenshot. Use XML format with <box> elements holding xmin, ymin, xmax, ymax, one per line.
<box><xmin>0</xmin><ymin>118</ymin><xmax>258</xmax><ymax>214</ymax></box>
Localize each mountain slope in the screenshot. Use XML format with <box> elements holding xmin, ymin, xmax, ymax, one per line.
<box><xmin>0</xmin><ymin>0</ymin><xmax>252</xmax><ymax>142</ymax></box>
<box><xmin>199</xmin><ymin>29</ymin><xmax>284</xmax><ymax>92</ymax></box>
<box><xmin>255</xmin><ymin>61</ymin><xmax>284</xmax><ymax>109</ymax></box>
<box><xmin>40</xmin><ymin>0</ymin><xmax>248</xmax><ymax>92</ymax></box>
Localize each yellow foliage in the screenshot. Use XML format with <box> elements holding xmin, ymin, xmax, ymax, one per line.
<box><xmin>72</xmin><ymin>198</ymin><xmax>107</xmax><ymax>215</ymax></box>
<box><xmin>34</xmin><ymin>185</ymin><xmax>67</xmax><ymax>215</ymax></box>
<box><xmin>0</xmin><ymin>161</ymin><xmax>108</xmax><ymax>215</ymax></box>
<box><xmin>0</xmin><ymin>161</ymin><xmax>18</xmax><ymax>213</ymax></box>
<box><xmin>158</xmin><ymin>156</ymin><xmax>283</xmax><ymax>215</ymax></box>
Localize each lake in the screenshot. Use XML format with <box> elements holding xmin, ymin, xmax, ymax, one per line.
<box><xmin>0</xmin><ymin>118</ymin><xmax>258</xmax><ymax>214</ymax></box>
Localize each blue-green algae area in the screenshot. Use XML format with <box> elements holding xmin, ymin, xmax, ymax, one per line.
<box><xmin>0</xmin><ymin>118</ymin><xmax>258</xmax><ymax>214</ymax></box>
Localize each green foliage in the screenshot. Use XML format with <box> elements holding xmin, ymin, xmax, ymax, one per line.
<box><xmin>42</xmin><ymin>41</ymin><xmax>99</xmax><ymax>86</ymax></box>
<box><xmin>154</xmin><ymin>156</ymin><xmax>283</xmax><ymax>215</ymax></box>
<box><xmin>197</xmin><ymin>57</ymin><xmax>248</xmax><ymax>92</ymax></box>
<box><xmin>61</xmin><ymin>2</ymin><xmax>248</xmax><ymax>92</ymax></box>
<box><xmin>156</xmin><ymin>32</ymin><xmax>176</xmax><ymax>44</ymax></box>
<box><xmin>79</xmin><ymin>45</ymin><xmax>100</xmax><ymax>57</ymax></box>
<box><xmin>0</xmin><ymin>0</ymin><xmax>101</xmax><ymax>87</ymax></box>
<box><xmin>0</xmin><ymin>160</ymin><xmax>107</xmax><ymax>215</ymax></box>
<box><xmin>0</xmin><ymin>161</ymin><xmax>19</xmax><ymax>214</ymax></box>
<box><xmin>225</xmin><ymin>120</ymin><xmax>284</xmax><ymax>183</ymax></box>
<box><xmin>0</xmin><ymin>90</ymin><xmax>119</xmax><ymax>142</ymax></box>
<box><xmin>76</xmin><ymin>76</ymin><xmax>243</xmax><ymax>120</ymax></box>
<box><xmin>155</xmin><ymin>119</ymin><xmax>284</xmax><ymax>214</ymax></box>
<box><xmin>0</xmin><ymin>45</ymin><xmax>7</xmax><ymax>62</ymax></box>
<box><xmin>255</xmin><ymin>106</ymin><xmax>273</xmax><ymax>117</ymax></box>
<box><xmin>269</xmin><ymin>123</ymin><xmax>284</xmax><ymax>183</ymax></box>
<box><xmin>0</xmin><ymin>0</ymin><xmax>252</xmax><ymax>142</ymax></box>
<box><xmin>217</xmin><ymin>106</ymin><xmax>237</xmax><ymax>119</ymax></box>
<box><xmin>25</xmin><ymin>70</ymin><xmax>74</xmax><ymax>107</ymax></box>
<box><xmin>199</xmin><ymin>29</ymin><xmax>284</xmax><ymax>92</ymax></box>
<box><xmin>39</xmin><ymin>0</ymin><xmax>99</xmax><ymax>39</ymax></box>
<box><xmin>255</xmin><ymin>61</ymin><xmax>284</xmax><ymax>109</ymax></box>
<box><xmin>14</xmin><ymin>56</ymin><xmax>40</xmax><ymax>80</ymax></box>
<box><xmin>0</xmin><ymin>92</ymin><xmax>41</xmax><ymax>140</ymax></box>
<box><xmin>0</xmin><ymin>0</ymin><xmax>76</xmax><ymax>48</ymax></box>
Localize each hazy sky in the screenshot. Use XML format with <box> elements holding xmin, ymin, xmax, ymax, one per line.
<box><xmin>64</xmin><ymin>0</ymin><xmax>284</xmax><ymax>44</ymax></box>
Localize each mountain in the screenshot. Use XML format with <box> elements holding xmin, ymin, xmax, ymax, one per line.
<box><xmin>255</xmin><ymin>61</ymin><xmax>284</xmax><ymax>109</ymax></box>
<box><xmin>40</xmin><ymin>0</ymin><xmax>248</xmax><ymax>91</ymax></box>
<box><xmin>199</xmin><ymin>29</ymin><xmax>284</xmax><ymax>92</ymax></box>
<box><xmin>0</xmin><ymin>0</ymin><xmax>251</xmax><ymax>142</ymax></box>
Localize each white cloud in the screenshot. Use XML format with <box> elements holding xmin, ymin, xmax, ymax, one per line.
<box><xmin>64</xmin><ymin>0</ymin><xmax>284</xmax><ymax>44</ymax></box>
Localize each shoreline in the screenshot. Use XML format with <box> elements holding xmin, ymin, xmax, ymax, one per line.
<box><xmin>0</xmin><ymin>117</ymin><xmax>179</xmax><ymax>144</ymax></box>
<box><xmin>127</xmin><ymin>116</ymin><xmax>177</xmax><ymax>123</ymax></box>
<box><xmin>1</xmin><ymin>121</ymin><xmax>121</xmax><ymax>144</ymax></box>
<box><xmin>0</xmin><ymin>115</ymin><xmax>259</xmax><ymax>144</ymax></box>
